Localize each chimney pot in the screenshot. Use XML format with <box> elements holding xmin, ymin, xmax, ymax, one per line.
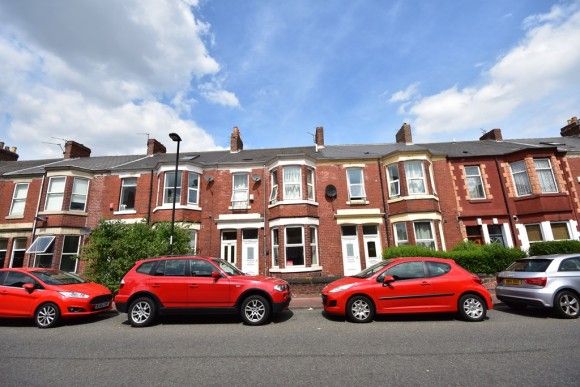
<box><xmin>147</xmin><ymin>138</ymin><xmax>166</xmax><ymax>155</ymax></box>
<box><xmin>0</xmin><ymin>142</ymin><xmax>19</xmax><ymax>161</ymax></box>
<box><xmin>561</xmin><ymin>116</ymin><xmax>580</xmax><ymax>137</ymax></box>
<box><xmin>395</xmin><ymin>123</ymin><xmax>413</xmax><ymax>144</ymax></box>
<box><xmin>230</xmin><ymin>126</ymin><xmax>243</xmax><ymax>153</ymax></box>
<box><xmin>479</xmin><ymin>128</ymin><xmax>503</xmax><ymax>141</ymax></box>
<box><xmin>64</xmin><ymin>140</ymin><xmax>91</xmax><ymax>159</ymax></box>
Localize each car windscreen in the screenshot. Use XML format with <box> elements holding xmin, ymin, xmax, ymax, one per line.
<box><xmin>506</xmin><ymin>259</ymin><xmax>552</xmax><ymax>272</ymax></box>
<box><xmin>212</xmin><ymin>258</ymin><xmax>243</xmax><ymax>276</ymax></box>
<box><xmin>31</xmin><ymin>270</ymin><xmax>87</xmax><ymax>285</ymax></box>
<box><xmin>351</xmin><ymin>260</ymin><xmax>391</xmax><ymax>278</ymax></box>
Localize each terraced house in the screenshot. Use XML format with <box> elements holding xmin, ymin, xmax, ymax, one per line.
<box><xmin>1</xmin><ymin>117</ymin><xmax>580</xmax><ymax>280</ymax></box>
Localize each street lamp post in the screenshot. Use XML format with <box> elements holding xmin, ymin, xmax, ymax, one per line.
<box><xmin>169</xmin><ymin>132</ymin><xmax>182</xmax><ymax>255</ymax></box>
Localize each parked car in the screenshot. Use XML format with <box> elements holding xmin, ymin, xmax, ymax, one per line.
<box><xmin>496</xmin><ymin>255</ymin><xmax>580</xmax><ymax>319</ymax></box>
<box><xmin>0</xmin><ymin>268</ymin><xmax>113</xmax><ymax>328</ymax></box>
<box><xmin>114</xmin><ymin>256</ymin><xmax>291</xmax><ymax>327</ymax></box>
<box><xmin>321</xmin><ymin>257</ymin><xmax>493</xmax><ymax>323</ymax></box>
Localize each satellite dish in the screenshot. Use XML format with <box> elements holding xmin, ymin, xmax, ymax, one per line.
<box><xmin>325</xmin><ymin>184</ymin><xmax>337</xmax><ymax>199</ymax></box>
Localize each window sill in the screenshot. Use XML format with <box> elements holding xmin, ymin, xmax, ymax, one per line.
<box><xmin>38</xmin><ymin>210</ymin><xmax>88</xmax><ymax>216</ymax></box>
<box><xmin>346</xmin><ymin>199</ymin><xmax>369</xmax><ymax>205</ymax></box>
<box><xmin>467</xmin><ymin>198</ymin><xmax>492</xmax><ymax>204</ymax></box>
<box><xmin>269</xmin><ymin>266</ymin><xmax>322</xmax><ymax>273</ymax></box>
<box><xmin>5</xmin><ymin>215</ymin><xmax>24</xmax><ymax>220</ymax></box>
<box><xmin>268</xmin><ymin>200</ymin><xmax>318</xmax><ymax>208</ymax></box>
<box><xmin>113</xmin><ymin>209</ymin><xmax>137</xmax><ymax>215</ymax></box>
<box><xmin>153</xmin><ymin>204</ymin><xmax>202</xmax><ymax>212</ymax></box>
<box><xmin>228</xmin><ymin>205</ymin><xmax>251</xmax><ymax>210</ymax></box>
<box><xmin>387</xmin><ymin>194</ymin><xmax>438</xmax><ymax>203</ymax></box>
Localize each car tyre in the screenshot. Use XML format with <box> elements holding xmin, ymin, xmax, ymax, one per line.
<box><xmin>346</xmin><ymin>295</ymin><xmax>375</xmax><ymax>323</ymax></box>
<box><xmin>240</xmin><ymin>295</ymin><xmax>271</xmax><ymax>326</ymax></box>
<box><xmin>128</xmin><ymin>296</ymin><xmax>157</xmax><ymax>327</ymax></box>
<box><xmin>35</xmin><ymin>302</ymin><xmax>60</xmax><ymax>329</ymax></box>
<box><xmin>458</xmin><ymin>294</ymin><xmax>486</xmax><ymax>322</ymax></box>
<box><xmin>554</xmin><ymin>290</ymin><xmax>579</xmax><ymax>319</ymax></box>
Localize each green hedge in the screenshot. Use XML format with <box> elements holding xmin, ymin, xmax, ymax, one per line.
<box><xmin>528</xmin><ymin>240</ymin><xmax>580</xmax><ymax>256</ymax></box>
<box><xmin>383</xmin><ymin>241</ymin><xmax>526</xmax><ymax>274</ymax></box>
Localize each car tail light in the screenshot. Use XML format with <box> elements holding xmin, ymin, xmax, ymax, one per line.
<box><xmin>524</xmin><ymin>277</ymin><xmax>547</xmax><ymax>287</ymax></box>
<box><xmin>472</xmin><ymin>274</ymin><xmax>482</xmax><ymax>284</ymax></box>
<box><xmin>119</xmin><ymin>278</ymin><xmax>125</xmax><ymax>289</ymax></box>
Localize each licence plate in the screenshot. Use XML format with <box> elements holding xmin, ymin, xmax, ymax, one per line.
<box><xmin>94</xmin><ymin>302</ymin><xmax>110</xmax><ymax>310</ymax></box>
<box><xmin>504</xmin><ymin>278</ymin><xmax>522</xmax><ymax>286</ymax></box>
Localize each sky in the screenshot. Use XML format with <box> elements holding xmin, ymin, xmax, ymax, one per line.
<box><xmin>0</xmin><ymin>0</ymin><xmax>579</xmax><ymax>160</ymax></box>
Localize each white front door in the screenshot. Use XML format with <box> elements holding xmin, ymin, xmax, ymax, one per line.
<box><xmin>341</xmin><ymin>226</ymin><xmax>361</xmax><ymax>276</ymax></box>
<box><xmin>363</xmin><ymin>225</ymin><xmax>382</xmax><ymax>268</ymax></box>
<box><xmin>241</xmin><ymin>229</ymin><xmax>259</xmax><ymax>275</ymax></box>
<box><xmin>221</xmin><ymin>231</ymin><xmax>237</xmax><ymax>265</ymax></box>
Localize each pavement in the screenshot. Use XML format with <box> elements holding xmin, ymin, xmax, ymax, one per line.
<box><xmin>290</xmin><ymin>280</ymin><xmax>498</xmax><ymax>309</ymax></box>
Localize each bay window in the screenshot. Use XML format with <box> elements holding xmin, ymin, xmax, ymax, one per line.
<box><xmin>413</xmin><ymin>221</ymin><xmax>435</xmax><ymax>249</ymax></box>
<box><xmin>510</xmin><ymin>161</ymin><xmax>532</xmax><ymax>196</ymax></box>
<box><xmin>283</xmin><ymin>166</ymin><xmax>301</xmax><ymax>200</ymax></box>
<box><xmin>270</xmin><ymin>170</ymin><xmax>279</xmax><ymax>204</ymax></box>
<box><xmin>70</xmin><ymin>177</ymin><xmax>89</xmax><ymax>211</ymax></box>
<box><xmin>45</xmin><ymin>176</ymin><xmax>66</xmax><ymax>211</ymax></box>
<box><xmin>551</xmin><ymin>223</ymin><xmax>570</xmax><ymax>240</ymax></box>
<box><xmin>525</xmin><ymin>224</ymin><xmax>543</xmax><ymax>242</ymax></box>
<box><xmin>307</xmin><ymin>168</ymin><xmax>315</xmax><ymax>201</ymax></box>
<box><xmin>405</xmin><ymin>161</ymin><xmax>426</xmax><ymax>194</ymax></box>
<box><xmin>163</xmin><ymin>171</ymin><xmax>182</xmax><ymax>204</ymax></box>
<box><xmin>310</xmin><ymin>227</ymin><xmax>318</xmax><ymax>266</ymax></box>
<box><xmin>387</xmin><ymin>164</ymin><xmax>400</xmax><ymax>197</ymax></box>
<box><xmin>534</xmin><ymin>159</ymin><xmax>558</xmax><ymax>193</ymax></box>
<box><xmin>271</xmin><ymin>228</ymin><xmax>280</xmax><ymax>267</ymax></box>
<box><xmin>60</xmin><ymin>235</ymin><xmax>81</xmax><ymax>272</ymax></box>
<box><xmin>285</xmin><ymin>227</ymin><xmax>304</xmax><ymax>266</ymax></box>
<box><xmin>188</xmin><ymin>173</ymin><xmax>200</xmax><ymax>205</ymax></box>
<box><xmin>394</xmin><ymin>223</ymin><xmax>408</xmax><ymax>245</ymax></box>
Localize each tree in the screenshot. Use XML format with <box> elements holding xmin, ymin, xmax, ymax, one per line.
<box><xmin>81</xmin><ymin>220</ymin><xmax>191</xmax><ymax>291</ymax></box>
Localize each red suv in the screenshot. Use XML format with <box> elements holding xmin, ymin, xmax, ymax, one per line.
<box><xmin>114</xmin><ymin>256</ymin><xmax>291</xmax><ymax>327</ymax></box>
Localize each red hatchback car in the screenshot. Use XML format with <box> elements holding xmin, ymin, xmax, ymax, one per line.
<box><xmin>114</xmin><ymin>256</ymin><xmax>291</xmax><ymax>327</ymax></box>
<box><xmin>322</xmin><ymin>257</ymin><xmax>493</xmax><ymax>323</ymax></box>
<box><xmin>0</xmin><ymin>268</ymin><xmax>113</xmax><ymax>328</ymax></box>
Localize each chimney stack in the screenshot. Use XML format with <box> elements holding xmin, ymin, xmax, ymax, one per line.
<box><xmin>63</xmin><ymin>140</ymin><xmax>91</xmax><ymax>159</ymax></box>
<box><xmin>0</xmin><ymin>141</ymin><xmax>19</xmax><ymax>161</ymax></box>
<box><xmin>147</xmin><ymin>138</ymin><xmax>166</xmax><ymax>155</ymax></box>
<box><xmin>561</xmin><ymin>116</ymin><xmax>580</xmax><ymax>137</ymax></box>
<box><xmin>230</xmin><ymin>126</ymin><xmax>243</xmax><ymax>153</ymax></box>
<box><xmin>315</xmin><ymin>126</ymin><xmax>325</xmax><ymax>150</ymax></box>
<box><xmin>395</xmin><ymin>123</ymin><xmax>413</xmax><ymax>144</ymax></box>
<box><xmin>479</xmin><ymin>128</ymin><xmax>503</xmax><ymax>141</ymax></box>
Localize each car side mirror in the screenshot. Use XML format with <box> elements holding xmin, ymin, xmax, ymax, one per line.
<box><xmin>382</xmin><ymin>275</ymin><xmax>395</xmax><ymax>285</ymax></box>
<box><xmin>211</xmin><ymin>271</ymin><xmax>221</xmax><ymax>280</ymax></box>
<box><xmin>23</xmin><ymin>283</ymin><xmax>35</xmax><ymax>293</ymax></box>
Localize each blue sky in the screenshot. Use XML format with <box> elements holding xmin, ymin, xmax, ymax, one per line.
<box><xmin>0</xmin><ymin>0</ymin><xmax>579</xmax><ymax>159</ymax></box>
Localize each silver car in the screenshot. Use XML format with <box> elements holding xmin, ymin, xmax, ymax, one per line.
<box><xmin>496</xmin><ymin>254</ymin><xmax>580</xmax><ymax>319</ymax></box>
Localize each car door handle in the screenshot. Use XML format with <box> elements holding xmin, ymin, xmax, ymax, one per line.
<box><xmin>151</xmin><ymin>284</ymin><xmax>161</xmax><ymax>288</ymax></box>
<box><xmin>189</xmin><ymin>284</ymin><xmax>199</xmax><ymax>288</ymax></box>
<box><xmin>421</xmin><ymin>281</ymin><xmax>430</xmax><ymax>286</ymax></box>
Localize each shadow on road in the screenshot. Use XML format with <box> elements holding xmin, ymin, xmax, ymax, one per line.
<box><xmin>0</xmin><ymin>310</ymin><xmax>119</xmax><ymax>329</ymax></box>
<box><xmin>493</xmin><ymin>302</ymin><xmax>553</xmax><ymax>319</ymax></box>
<box><xmin>320</xmin><ymin>311</ymin><xmax>490</xmax><ymax>323</ymax></box>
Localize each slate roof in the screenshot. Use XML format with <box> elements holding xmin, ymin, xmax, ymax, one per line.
<box><xmin>2</xmin><ymin>135</ymin><xmax>580</xmax><ymax>177</ymax></box>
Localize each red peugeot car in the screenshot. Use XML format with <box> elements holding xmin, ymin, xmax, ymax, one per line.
<box><xmin>114</xmin><ymin>256</ymin><xmax>291</xmax><ymax>327</ymax></box>
<box><xmin>322</xmin><ymin>257</ymin><xmax>493</xmax><ymax>323</ymax></box>
<box><xmin>0</xmin><ymin>268</ymin><xmax>113</xmax><ymax>328</ymax></box>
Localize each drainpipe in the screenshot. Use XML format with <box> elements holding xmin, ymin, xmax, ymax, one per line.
<box><xmin>146</xmin><ymin>169</ymin><xmax>154</xmax><ymax>224</ymax></box>
<box><xmin>377</xmin><ymin>159</ymin><xmax>391</xmax><ymax>250</ymax></box>
<box><xmin>495</xmin><ymin>159</ymin><xmax>518</xmax><ymax>247</ymax></box>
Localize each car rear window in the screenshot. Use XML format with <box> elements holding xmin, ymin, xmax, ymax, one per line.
<box><xmin>0</xmin><ymin>271</ymin><xmax>7</xmax><ymax>285</ymax></box>
<box><xmin>506</xmin><ymin>259</ymin><xmax>552</xmax><ymax>272</ymax></box>
<box><xmin>426</xmin><ymin>262</ymin><xmax>451</xmax><ymax>277</ymax></box>
<box><xmin>136</xmin><ymin>261</ymin><xmax>156</xmax><ymax>275</ymax></box>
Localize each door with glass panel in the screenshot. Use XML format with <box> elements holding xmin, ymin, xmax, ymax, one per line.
<box><xmin>341</xmin><ymin>225</ymin><xmax>361</xmax><ymax>276</ymax></box>
<box><xmin>241</xmin><ymin>229</ymin><xmax>259</xmax><ymax>275</ymax></box>
<box><xmin>221</xmin><ymin>231</ymin><xmax>237</xmax><ymax>265</ymax></box>
<box><xmin>362</xmin><ymin>225</ymin><xmax>382</xmax><ymax>268</ymax></box>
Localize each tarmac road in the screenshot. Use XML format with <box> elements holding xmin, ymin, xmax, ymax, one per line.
<box><xmin>0</xmin><ymin>304</ymin><xmax>578</xmax><ymax>386</ymax></box>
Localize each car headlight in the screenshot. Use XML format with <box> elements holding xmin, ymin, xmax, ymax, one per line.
<box><xmin>328</xmin><ymin>284</ymin><xmax>356</xmax><ymax>293</ymax></box>
<box><xmin>59</xmin><ymin>291</ymin><xmax>90</xmax><ymax>299</ymax></box>
<box><xmin>274</xmin><ymin>284</ymin><xmax>288</xmax><ymax>292</ymax></box>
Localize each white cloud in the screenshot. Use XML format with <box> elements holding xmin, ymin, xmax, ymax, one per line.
<box><xmin>199</xmin><ymin>80</ymin><xmax>241</xmax><ymax>108</ymax></box>
<box><xmin>0</xmin><ymin>0</ymin><xmax>237</xmax><ymax>159</ymax></box>
<box><xmin>394</xmin><ymin>3</ymin><xmax>580</xmax><ymax>140</ymax></box>
<box><xmin>388</xmin><ymin>82</ymin><xmax>420</xmax><ymax>103</ymax></box>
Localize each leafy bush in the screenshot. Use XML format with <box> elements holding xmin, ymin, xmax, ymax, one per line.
<box><xmin>81</xmin><ymin>220</ymin><xmax>191</xmax><ymax>291</ymax></box>
<box><xmin>382</xmin><ymin>241</ymin><xmax>526</xmax><ymax>274</ymax></box>
<box><xmin>528</xmin><ymin>240</ymin><xmax>580</xmax><ymax>256</ymax></box>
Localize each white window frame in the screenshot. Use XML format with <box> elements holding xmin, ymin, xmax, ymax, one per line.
<box><xmin>464</xmin><ymin>165</ymin><xmax>486</xmax><ymax>199</ymax></box>
<box><xmin>283</xmin><ymin>166</ymin><xmax>302</xmax><ymax>200</ymax></box>
<box><xmin>9</xmin><ymin>182</ymin><xmax>29</xmax><ymax>216</ymax></box>
<box><xmin>393</xmin><ymin>222</ymin><xmax>409</xmax><ymax>245</ymax></box>
<box><xmin>270</xmin><ymin>170</ymin><xmax>279</xmax><ymax>204</ymax></box>
<box><xmin>285</xmin><ymin>226</ymin><xmax>305</xmax><ymax>267</ymax></box>
<box><xmin>525</xmin><ymin>223</ymin><xmax>544</xmax><ymax>243</ymax></box>
<box><xmin>9</xmin><ymin>238</ymin><xmax>27</xmax><ymax>268</ymax></box>
<box><xmin>0</xmin><ymin>239</ymin><xmax>7</xmax><ymax>267</ymax></box>
<box><xmin>60</xmin><ymin>235</ymin><xmax>81</xmax><ymax>273</ymax></box>
<box><xmin>405</xmin><ymin>161</ymin><xmax>427</xmax><ymax>195</ymax></box>
<box><xmin>163</xmin><ymin>171</ymin><xmax>182</xmax><ymax>204</ymax></box>
<box><xmin>307</xmin><ymin>168</ymin><xmax>315</xmax><ymax>201</ymax></box>
<box><xmin>45</xmin><ymin>176</ymin><xmax>66</xmax><ymax>211</ymax></box>
<box><xmin>26</xmin><ymin>236</ymin><xmax>56</xmax><ymax>254</ymax></box>
<box><xmin>413</xmin><ymin>221</ymin><xmax>436</xmax><ymax>249</ymax></box>
<box><xmin>346</xmin><ymin>167</ymin><xmax>366</xmax><ymax>200</ymax></box>
<box><xmin>70</xmin><ymin>177</ymin><xmax>89</xmax><ymax>211</ymax></box>
<box><xmin>387</xmin><ymin>164</ymin><xmax>400</xmax><ymax>197</ymax></box>
<box><xmin>310</xmin><ymin>226</ymin><xmax>319</xmax><ymax>266</ymax></box>
<box><xmin>188</xmin><ymin>173</ymin><xmax>200</xmax><ymax>205</ymax></box>
<box><xmin>271</xmin><ymin>228</ymin><xmax>280</xmax><ymax>267</ymax></box>
<box><xmin>119</xmin><ymin>177</ymin><xmax>137</xmax><ymax>211</ymax></box>
<box><xmin>231</xmin><ymin>173</ymin><xmax>249</xmax><ymax>209</ymax></box>
<box><xmin>534</xmin><ymin>158</ymin><xmax>558</xmax><ymax>193</ymax></box>
<box><xmin>510</xmin><ymin>161</ymin><xmax>532</xmax><ymax>197</ymax></box>
<box><xmin>550</xmin><ymin>222</ymin><xmax>570</xmax><ymax>240</ymax></box>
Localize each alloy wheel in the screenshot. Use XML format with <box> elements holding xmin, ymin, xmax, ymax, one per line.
<box><xmin>131</xmin><ymin>301</ymin><xmax>152</xmax><ymax>324</ymax></box>
<box><xmin>559</xmin><ymin>293</ymin><xmax>579</xmax><ymax>317</ymax></box>
<box><xmin>244</xmin><ymin>299</ymin><xmax>266</xmax><ymax>323</ymax></box>
<box><xmin>351</xmin><ymin>299</ymin><xmax>371</xmax><ymax>321</ymax></box>
<box><xmin>463</xmin><ymin>297</ymin><xmax>484</xmax><ymax>320</ymax></box>
<box><xmin>37</xmin><ymin>304</ymin><xmax>57</xmax><ymax>327</ymax></box>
